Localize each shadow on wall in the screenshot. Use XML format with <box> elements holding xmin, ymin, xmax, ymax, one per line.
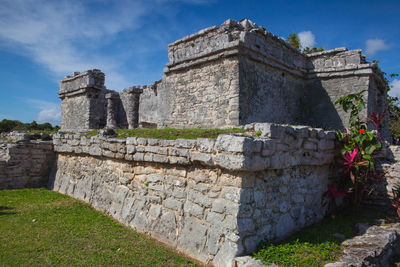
<box><xmin>301</xmin><ymin>79</ymin><xmax>344</xmax><ymax>130</ymax></box>
<box><xmin>116</xmin><ymin>97</ymin><xmax>128</xmax><ymax>128</ymax></box>
<box><xmin>237</xmin><ymin>58</ymin><xmax>343</xmax><ymax>130</ymax></box>
<box><xmin>47</xmin><ymin>156</ymin><xmax>58</xmax><ymax>191</ymax></box>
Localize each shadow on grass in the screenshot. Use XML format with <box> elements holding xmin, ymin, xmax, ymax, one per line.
<box><xmin>286</xmin><ymin>206</ymin><xmax>391</xmax><ymax>244</ymax></box>
<box><xmin>0</xmin><ymin>206</ymin><xmax>16</xmax><ymax>216</ymax></box>
<box><xmin>253</xmin><ymin>206</ymin><xmax>396</xmax><ymax>266</ymax></box>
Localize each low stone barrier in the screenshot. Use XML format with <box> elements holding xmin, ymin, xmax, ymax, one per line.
<box><xmin>365</xmin><ymin>146</ymin><xmax>400</xmax><ymax>206</ymax></box>
<box><xmin>325</xmin><ymin>224</ymin><xmax>400</xmax><ymax>267</ymax></box>
<box><xmin>0</xmin><ymin>133</ymin><xmax>55</xmax><ymax>189</ymax></box>
<box><xmin>50</xmin><ymin>123</ymin><xmax>335</xmax><ymax>266</ymax></box>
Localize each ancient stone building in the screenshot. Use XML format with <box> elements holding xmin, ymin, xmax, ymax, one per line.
<box><xmin>2</xmin><ymin>18</ymin><xmax>397</xmax><ymax>267</ymax></box>
<box><xmin>59</xmin><ymin>19</ymin><xmax>388</xmax><ymax>138</ymax></box>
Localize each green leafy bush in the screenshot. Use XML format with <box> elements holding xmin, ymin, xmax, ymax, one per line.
<box><xmin>333</xmin><ymin>90</ymin><xmax>383</xmax><ymax>207</ymax></box>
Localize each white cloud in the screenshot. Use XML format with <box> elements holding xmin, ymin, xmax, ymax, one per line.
<box><xmin>298</xmin><ymin>31</ymin><xmax>315</xmax><ymax>49</ymax></box>
<box><xmin>0</xmin><ymin>0</ymin><xmax>151</xmax><ymax>90</ymax></box>
<box><xmin>26</xmin><ymin>99</ymin><xmax>61</xmax><ymax>126</ymax></box>
<box><xmin>390</xmin><ymin>79</ymin><xmax>400</xmax><ymax>98</ymax></box>
<box><xmin>0</xmin><ymin>0</ymin><xmax>209</xmax><ymax>90</ymax></box>
<box><xmin>38</xmin><ymin>108</ymin><xmax>62</xmax><ymax>126</ymax></box>
<box><xmin>365</xmin><ymin>39</ymin><xmax>389</xmax><ymax>56</ymax></box>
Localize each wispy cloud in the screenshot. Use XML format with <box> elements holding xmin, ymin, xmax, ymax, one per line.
<box><xmin>26</xmin><ymin>99</ymin><xmax>61</xmax><ymax>125</ymax></box>
<box><xmin>0</xmin><ymin>0</ymin><xmax>209</xmax><ymax>90</ymax></box>
<box><xmin>365</xmin><ymin>39</ymin><xmax>389</xmax><ymax>56</ymax></box>
<box><xmin>298</xmin><ymin>31</ymin><xmax>315</xmax><ymax>49</ymax></box>
<box><xmin>390</xmin><ymin>79</ymin><xmax>400</xmax><ymax>98</ymax></box>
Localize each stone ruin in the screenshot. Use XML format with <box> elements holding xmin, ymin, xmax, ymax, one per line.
<box><xmin>59</xmin><ymin>19</ymin><xmax>388</xmax><ymax>139</ymax></box>
<box><xmin>1</xmin><ymin>19</ymin><xmax>399</xmax><ymax>267</ymax></box>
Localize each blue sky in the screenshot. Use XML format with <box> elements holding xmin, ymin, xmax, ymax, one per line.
<box><xmin>1</xmin><ymin>0</ymin><xmax>399</xmax><ymax>126</ymax></box>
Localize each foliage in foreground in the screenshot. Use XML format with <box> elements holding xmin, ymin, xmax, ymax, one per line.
<box><xmin>333</xmin><ymin>90</ymin><xmax>383</xmax><ymax>208</ymax></box>
<box><xmin>82</xmin><ymin>127</ymin><xmax>246</xmax><ymax>140</ymax></box>
<box><xmin>253</xmin><ymin>208</ymin><xmax>388</xmax><ymax>267</ymax></box>
<box><xmin>0</xmin><ymin>188</ymin><xmax>199</xmax><ymax>266</ymax></box>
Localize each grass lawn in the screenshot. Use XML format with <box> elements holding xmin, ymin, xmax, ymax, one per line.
<box><xmin>253</xmin><ymin>207</ymin><xmax>395</xmax><ymax>267</ymax></box>
<box><xmin>0</xmin><ymin>188</ymin><xmax>200</xmax><ymax>266</ymax></box>
<box><xmin>81</xmin><ymin>127</ymin><xmax>246</xmax><ymax>140</ymax></box>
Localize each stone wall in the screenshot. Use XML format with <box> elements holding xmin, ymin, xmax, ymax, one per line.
<box><xmin>385</xmin><ymin>146</ymin><xmax>400</xmax><ymax>194</ymax></box>
<box><xmin>0</xmin><ymin>133</ymin><xmax>55</xmax><ymax>189</ymax></box>
<box><xmin>366</xmin><ymin>146</ymin><xmax>400</xmax><ymax>206</ymax></box>
<box><xmin>158</xmin><ymin>58</ymin><xmax>240</xmax><ymax>128</ymax></box>
<box><xmin>238</xmin><ymin>56</ymin><xmax>305</xmax><ymax>125</ymax></box>
<box><xmin>49</xmin><ymin>123</ymin><xmax>335</xmax><ymax>266</ymax></box>
<box><xmin>138</xmin><ymin>86</ymin><xmax>159</xmax><ymax>126</ymax></box>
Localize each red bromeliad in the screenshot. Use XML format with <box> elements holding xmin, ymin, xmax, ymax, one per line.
<box><xmin>326</xmin><ymin>185</ymin><xmax>347</xmax><ymax>197</ymax></box>
<box><xmin>367</xmin><ymin>110</ymin><xmax>386</xmax><ymax>130</ymax></box>
<box><xmin>342</xmin><ymin>149</ymin><xmax>358</xmax><ymax>167</ymax></box>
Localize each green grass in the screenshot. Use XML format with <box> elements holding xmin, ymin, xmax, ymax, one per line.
<box><xmin>0</xmin><ymin>188</ymin><xmax>200</xmax><ymax>266</ymax></box>
<box><xmin>253</xmin><ymin>208</ymin><xmax>392</xmax><ymax>267</ymax></box>
<box><xmin>83</xmin><ymin>127</ymin><xmax>246</xmax><ymax>140</ymax></box>
<box><xmin>24</xmin><ymin>129</ymin><xmax>59</xmax><ymax>135</ymax></box>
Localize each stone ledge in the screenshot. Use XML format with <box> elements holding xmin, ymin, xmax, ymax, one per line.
<box><xmin>53</xmin><ymin>123</ymin><xmax>336</xmax><ymax>171</ymax></box>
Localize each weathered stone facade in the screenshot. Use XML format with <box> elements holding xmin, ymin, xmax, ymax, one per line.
<box><xmin>159</xmin><ymin>19</ymin><xmax>387</xmax><ymax>135</ymax></box>
<box><xmin>58</xmin><ymin>19</ymin><xmax>388</xmax><ymax>140</ymax></box>
<box><xmin>59</xmin><ymin>69</ymin><xmax>108</xmax><ymax>131</ymax></box>
<box><xmin>49</xmin><ymin>124</ymin><xmax>335</xmax><ymax>266</ymax></box>
<box><xmin>0</xmin><ymin>132</ymin><xmax>55</xmax><ymax>189</ymax></box>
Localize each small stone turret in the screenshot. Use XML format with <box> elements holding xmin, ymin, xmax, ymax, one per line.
<box><xmin>120</xmin><ymin>87</ymin><xmax>144</xmax><ymax>129</ymax></box>
<box><xmin>58</xmin><ymin>69</ymin><xmax>107</xmax><ymax>131</ymax></box>
<box><xmin>105</xmin><ymin>92</ymin><xmax>119</xmax><ymax>129</ymax></box>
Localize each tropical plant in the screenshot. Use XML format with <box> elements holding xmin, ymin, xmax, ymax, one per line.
<box><xmin>302</xmin><ymin>46</ymin><xmax>324</xmax><ymax>54</ymax></box>
<box><xmin>287</xmin><ymin>33</ymin><xmax>324</xmax><ymax>53</ymax></box>
<box><xmin>288</xmin><ymin>33</ymin><xmax>300</xmax><ymax>49</ymax></box>
<box><xmin>332</xmin><ymin>90</ymin><xmax>384</xmax><ymax>207</ymax></box>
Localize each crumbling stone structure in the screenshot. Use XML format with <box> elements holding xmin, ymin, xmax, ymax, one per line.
<box><xmin>0</xmin><ymin>132</ymin><xmax>55</xmax><ymax>189</ymax></box>
<box><xmin>58</xmin><ymin>19</ymin><xmax>388</xmax><ymax>139</ymax></box>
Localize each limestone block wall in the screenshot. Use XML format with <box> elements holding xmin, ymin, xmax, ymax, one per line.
<box><xmin>0</xmin><ymin>134</ymin><xmax>55</xmax><ymax>189</ymax></box>
<box><xmin>138</xmin><ymin>86</ymin><xmax>158</xmax><ymax>126</ymax></box>
<box><xmin>384</xmin><ymin>146</ymin><xmax>400</xmax><ymax>196</ymax></box>
<box><xmin>366</xmin><ymin>146</ymin><xmax>400</xmax><ymax>206</ymax></box>
<box><xmin>158</xmin><ymin>58</ymin><xmax>240</xmax><ymax>128</ymax></box>
<box><xmin>238</xmin><ymin>56</ymin><xmax>305</xmax><ymax>125</ymax></box>
<box><xmin>50</xmin><ymin>123</ymin><xmax>335</xmax><ymax>266</ymax></box>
